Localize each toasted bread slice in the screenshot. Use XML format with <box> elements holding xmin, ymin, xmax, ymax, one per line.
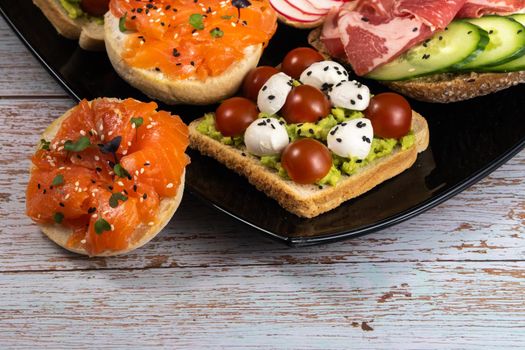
<box><xmin>308</xmin><ymin>27</ymin><xmax>525</xmax><ymax>103</ymax></box>
<box><xmin>104</xmin><ymin>13</ymin><xmax>263</xmax><ymax>105</ymax></box>
<box><xmin>31</xmin><ymin>99</ymin><xmax>185</xmax><ymax>256</ymax></box>
<box><xmin>33</xmin><ymin>0</ymin><xmax>105</xmax><ymax>51</ymax></box>
<box><xmin>189</xmin><ymin>112</ymin><xmax>429</xmax><ymax>218</ymax></box>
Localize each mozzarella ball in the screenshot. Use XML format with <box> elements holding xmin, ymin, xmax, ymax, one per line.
<box><xmin>327</xmin><ymin>118</ymin><xmax>374</xmax><ymax>159</ymax></box>
<box><xmin>244</xmin><ymin>118</ymin><xmax>290</xmax><ymax>156</ymax></box>
<box><xmin>257</xmin><ymin>72</ymin><xmax>293</xmax><ymax>115</ymax></box>
<box><xmin>328</xmin><ymin>80</ymin><xmax>370</xmax><ymax>111</ymax></box>
<box><xmin>299</xmin><ymin>61</ymin><xmax>348</xmax><ymax>91</ymax></box>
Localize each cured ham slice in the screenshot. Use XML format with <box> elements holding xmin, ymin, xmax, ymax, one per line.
<box><xmin>321</xmin><ymin>0</ymin><xmax>466</xmax><ymax>75</ymax></box>
<box><xmin>457</xmin><ymin>0</ymin><xmax>525</xmax><ymax>18</ymax></box>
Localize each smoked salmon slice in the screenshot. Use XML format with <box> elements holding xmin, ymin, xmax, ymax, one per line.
<box><xmin>26</xmin><ymin>98</ymin><xmax>189</xmax><ymax>255</ymax></box>
<box><xmin>109</xmin><ymin>0</ymin><xmax>278</xmax><ymax>80</ymax></box>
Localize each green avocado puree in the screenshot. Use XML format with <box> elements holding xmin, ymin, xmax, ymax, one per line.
<box><xmin>197</xmin><ymin>107</ymin><xmax>415</xmax><ymax>186</ymax></box>
<box><xmin>60</xmin><ymin>0</ymin><xmax>104</xmax><ymax>24</ymax></box>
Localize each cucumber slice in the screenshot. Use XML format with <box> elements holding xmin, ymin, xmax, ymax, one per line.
<box><xmin>486</xmin><ymin>14</ymin><xmax>525</xmax><ymax>72</ymax></box>
<box><xmin>460</xmin><ymin>15</ymin><xmax>525</xmax><ymax>69</ymax></box>
<box><xmin>366</xmin><ymin>21</ymin><xmax>488</xmax><ymax>81</ymax></box>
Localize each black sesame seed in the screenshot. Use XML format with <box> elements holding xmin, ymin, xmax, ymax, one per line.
<box><xmin>96</xmin><ymin>167</ymin><xmax>102</xmax><ymax>172</ymax></box>
<box><xmin>519</xmin><ymin>29</ymin><xmax>523</xmax><ymax>34</ymax></box>
<box><xmin>439</xmin><ymin>36</ymin><xmax>443</xmax><ymax>40</ymax></box>
<box><xmin>271</xmin><ymin>124</ymin><xmax>276</xmax><ymax>129</ymax></box>
<box><xmin>88</xmin><ymin>207</ymin><xmax>96</xmax><ymax>214</ymax></box>
<box><xmin>489</xmin><ymin>30</ymin><xmax>494</xmax><ymax>34</ymax></box>
<box><xmin>155</xmin><ymin>67</ymin><xmax>161</xmax><ymax>72</ymax></box>
<box><xmin>43</xmin><ymin>189</ymin><xmax>47</xmax><ymax>194</ymax></box>
<box><xmin>108</xmin><ymin>186</ymin><xmax>113</xmax><ymax>191</ymax></box>
<box><xmin>356</xmin><ymin>159</ymin><xmax>362</xmax><ymax>163</ymax></box>
<box><xmin>172</xmin><ymin>48</ymin><xmax>180</xmax><ymax>57</ymax></box>
<box><xmin>330</xmin><ymin>126</ymin><xmax>339</xmax><ymax>136</ymax></box>
<box><xmin>323</xmin><ymin>66</ymin><xmax>329</xmax><ymax>71</ymax></box>
<box><xmin>165</xmin><ymin>4</ymin><xmax>171</xmax><ymax>10</ymax></box>
<box><xmin>361</xmin><ymin>17</ymin><xmax>369</xmax><ymax>22</ymax></box>
<box><xmin>143</xmin><ymin>193</ymin><xmax>148</xmax><ymax>200</ymax></box>
<box><xmin>298</xmin><ymin>129</ymin><xmax>302</xmax><ymax>135</ymax></box>
<box><xmin>241</xmin><ymin>152</ymin><xmax>246</xmax><ymax>157</ymax></box>
<box><xmin>279</xmin><ymin>120</ymin><xmax>284</xmax><ymax>125</ymax></box>
<box><xmin>91</xmin><ymin>180</ymin><xmax>96</xmax><ymax>184</ymax></box>
<box><xmin>257</xmin><ymin>121</ymin><xmax>266</xmax><ymax>126</ymax></box>
<box><xmin>341</xmin><ymin>122</ymin><xmax>347</xmax><ymax>126</ymax></box>
<box><xmin>336</xmin><ymin>82</ymin><xmax>342</xmax><ymax>87</ymax></box>
<box><xmin>297</xmin><ymin>123</ymin><xmax>303</xmax><ymax>127</ymax></box>
<box><xmin>133</xmin><ymin>185</ymin><xmax>138</xmax><ymax>192</ymax></box>
<box><xmin>309</xmin><ymin>128</ymin><xmax>314</xmax><ymax>134</ymax></box>
<box><xmin>336</xmin><ymin>138</ymin><xmax>342</xmax><ymax>143</ymax></box>
<box><xmin>357</xmin><ymin>94</ymin><xmax>363</xmax><ymax>100</ymax></box>
<box><xmin>362</xmin><ymin>136</ymin><xmax>371</xmax><ymax>143</ymax></box>
<box><xmin>350</xmin><ymin>99</ymin><xmax>356</xmax><ymax>105</ymax></box>
<box><xmin>262</xmin><ymin>85</ymin><xmax>267</xmax><ymax>91</ymax></box>
<box><xmin>306</xmin><ymin>71</ymin><xmax>312</xmax><ymax>76</ymax></box>
<box><xmin>136</xmin><ymin>8</ymin><xmax>143</xmax><ymax>13</ymax></box>
<box><xmin>268</xmin><ymin>95</ymin><xmax>275</xmax><ymax>100</ymax></box>
<box><xmin>131</xmin><ymin>15</ymin><xmax>137</xmax><ymax>20</ymax></box>
<box><xmin>190</xmin><ymin>61</ymin><xmax>195</xmax><ymax>66</ymax></box>
<box><xmin>59</xmin><ymin>202</ymin><xmax>65</xmax><ymax>207</ymax></box>
<box><xmin>37</xmin><ymin>183</ymin><xmax>41</xmax><ymax>189</ymax></box>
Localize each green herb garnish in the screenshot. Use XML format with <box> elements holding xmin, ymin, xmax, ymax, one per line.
<box><xmin>64</xmin><ymin>136</ymin><xmax>91</xmax><ymax>152</ymax></box>
<box><xmin>53</xmin><ymin>212</ymin><xmax>64</xmax><ymax>224</ymax></box>
<box><xmin>94</xmin><ymin>218</ymin><xmax>111</xmax><ymax>235</ymax></box>
<box><xmin>189</xmin><ymin>13</ymin><xmax>204</xmax><ymax>30</ymax></box>
<box><xmin>109</xmin><ymin>192</ymin><xmax>128</xmax><ymax>208</ymax></box>
<box><xmin>40</xmin><ymin>139</ymin><xmax>50</xmax><ymax>151</ymax></box>
<box><xmin>113</xmin><ymin>163</ymin><xmax>131</xmax><ymax>179</ymax></box>
<box><xmin>119</xmin><ymin>13</ymin><xmax>127</xmax><ymax>32</ymax></box>
<box><xmin>131</xmin><ymin>117</ymin><xmax>143</xmax><ymax>128</ymax></box>
<box><xmin>210</xmin><ymin>27</ymin><xmax>224</xmax><ymax>38</ymax></box>
<box><xmin>52</xmin><ymin>174</ymin><xmax>64</xmax><ymax>186</ymax></box>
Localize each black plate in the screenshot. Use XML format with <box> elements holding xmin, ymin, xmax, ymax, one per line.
<box><xmin>2</xmin><ymin>1</ymin><xmax>525</xmax><ymax>245</ymax></box>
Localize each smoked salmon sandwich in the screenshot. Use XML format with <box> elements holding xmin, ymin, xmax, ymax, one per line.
<box><xmin>104</xmin><ymin>0</ymin><xmax>278</xmax><ymax>105</ymax></box>
<box><xmin>26</xmin><ymin>98</ymin><xmax>190</xmax><ymax>256</ymax></box>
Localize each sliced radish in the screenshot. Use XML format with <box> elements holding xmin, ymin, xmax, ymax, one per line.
<box><xmin>284</xmin><ymin>0</ymin><xmax>328</xmax><ymax>16</ymax></box>
<box><xmin>270</xmin><ymin>0</ymin><xmax>324</xmax><ymax>22</ymax></box>
<box><xmin>307</xmin><ymin>0</ymin><xmax>346</xmax><ymax>11</ymax></box>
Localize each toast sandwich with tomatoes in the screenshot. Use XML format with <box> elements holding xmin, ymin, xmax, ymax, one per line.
<box><xmin>189</xmin><ymin>48</ymin><xmax>430</xmax><ymax>218</ymax></box>
<box><xmin>33</xmin><ymin>0</ymin><xmax>107</xmax><ymax>50</ymax></box>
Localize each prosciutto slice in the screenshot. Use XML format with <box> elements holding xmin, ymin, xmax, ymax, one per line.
<box><xmin>457</xmin><ymin>0</ymin><xmax>525</xmax><ymax>18</ymax></box>
<box><xmin>321</xmin><ymin>0</ymin><xmax>467</xmax><ymax>75</ymax></box>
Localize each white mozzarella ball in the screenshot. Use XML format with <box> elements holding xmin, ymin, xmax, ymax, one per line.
<box><xmin>328</xmin><ymin>80</ymin><xmax>370</xmax><ymax>111</ymax></box>
<box><xmin>327</xmin><ymin>118</ymin><xmax>374</xmax><ymax>159</ymax></box>
<box><xmin>244</xmin><ymin>117</ymin><xmax>290</xmax><ymax>157</ymax></box>
<box><xmin>299</xmin><ymin>61</ymin><xmax>349</xmax><ymax>91</ymax></box>
<box><xmin>257</xmin><ymin>72</ymin><xmax>293</xmax><ymax>115</ymax></box>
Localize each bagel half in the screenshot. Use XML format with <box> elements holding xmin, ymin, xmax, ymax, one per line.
<box><xmin>33</xmin><ymin>0</ymin><xmax>105</xmax><ymax>51</ymax></box>
<box><xmin>31</xmin><ymin>99</ymin><xmax>186</xmax><ymax>256</ymax></box>
<box><xmin>104</xmin><ymin>12</ymin><xmax>263</xmax><ymax>105</ymax></box>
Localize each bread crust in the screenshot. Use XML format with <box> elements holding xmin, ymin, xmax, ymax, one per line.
<box><xmin>189</xmin><ymin>112</ymin><xmax>429</xmax><ymax>218</ymax></box>
<box><xmin>33</xmin><ymin>0</ymin><xmax>105</xmax><ymax>51</ymax></box>
<box><xmin>31</xmin><ymin>99</ymin><xmax>186</xmax><ymax>256</ymax></box>
<box><xmin>104</xmin><ymin>13</ymin><xmax>263</xmax><ymax>105</ymax></box>
<box><xmin>307</xmin><ymin>27</ymin><xmax>525</xmax><ymax>103</ymax></box>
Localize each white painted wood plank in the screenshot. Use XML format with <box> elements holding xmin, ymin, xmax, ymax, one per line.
<box><xmin>1</xmin><ymin>262</ymin><xmax>524</xmax><ymax>349</ymax></box>
<box><xmin>0</xmin><ymin>17</ymin><xmax>66</xmax><ymax>97</ymax></box>
<box><xmin>0</xmin><ymin>98</ymin><xmax>524</xmax><ymax>271</ymax></box>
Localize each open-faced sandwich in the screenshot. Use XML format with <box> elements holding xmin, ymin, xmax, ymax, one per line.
<box><xmin>308</xmin><ymin>0</ymin><xmax>525</xmax><ymax>103</ymax></box>
<box><xmin>189</xmin><ymin>48</ymin><xmax>429</xmax><ymax>218</ymax></box>
<box><xmin>26</xmin><ymin>98</ymin><xmax>189</xmax><ymax>256</ymax></box>
<box><xmin>104</xmin><ymin>0</ymin><xmax>277</xmax><ymax>105</ymax></box>
<box><xmin>33</xmin><ymin>0</ymin><xmax>108</xmax><ymax>50</ymax></box>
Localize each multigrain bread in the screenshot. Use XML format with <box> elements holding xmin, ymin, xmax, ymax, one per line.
<box><xmin>308</xmin><ymin>27</ymin><xmax>525</xmax><ymax>103</ymax></box>
<box><xmin>104</xmin><ymin>12</ymin><xmax>263</xmax><ymax>105</ymax></box>
<box><xmin>189</xmin><ymin>112</ymin><xmax>429</xmax><ymax>218</ymax></box>
<box><xmin>32</xmin><ymin>99</ymin><xmax>185</xmax><ymax>256</ymax></box>
<box><xmin>33</xmin><ymin>0</ymin><xmax>105</xmax><ymax>51</ymax></box>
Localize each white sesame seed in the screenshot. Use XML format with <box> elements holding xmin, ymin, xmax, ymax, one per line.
<box><xmin>140</xmin><ymin>168</ymin><xmax>144</xmax><ymax>174</ymax></box>
<box><xmin>59</xmin><ymin>166</ymin><xmax>65</xmax><ymax>170</ymax></box>
<box><xmin>111</xmin><ymin>225</ymin><xmax>115</xmax><ymax>231</ymax></box>
<box><xmin>64</xmin><ymin>194</ymin><xmax>70</xmax><ymax>200</ymax></box>
<box><xmin>146</xmin><ymin>124</ymin><xmax>153</xmax><ymax>129</ymax></box>
<box><xmin>117</xmin><ymin>181</ymin><xmax>124</xmax><ymax>186</ymax></box>
<box><xmin>166</xmin><ymin>183</ymin><xmax>174</xmax><ymax>188</ymax></box>
<box><xmin>101</xmin><ymin>135</ymin><xmax>105</xmax><ymax>141</ymax></box>
<box><xmin>80</xmin><ymin>239</ymin><xmax>86</xmax><ymax>244</ymax></box>
<box><xmin>80</xmin><ymin>130</ymin><xmax>86</xmax><ymax>136</ymax></box>
<box><xmin>92</xmin><ymin>213</ymin><xmax>98</xmax><ymax>218</ymax></box>
<box><xmin>131</xmin><ymin>123</ymin><xmax>136</xmax><ymax>129</ymax></box>
<box><xmin>94</xmin><ymin>155</ymin><xmax>100</xmax><ymax>161</ymax></box>
<box><xmin>122</xmin><ymin>150</ymin><xmax>128</xmax><ymax>155</ymax></box>
<box><xmin>74</xmin><ymin>181</ymin><xmax>79</xmax><ymax>187</ymax></box>
<box><xmin>148</xmin><ymin>221</ymin><xmax>154</xmax><ymax>226</ymax></box>
<box><xmin>108</xmin><ymin>131</ymin><xmax>113</xmax><ymax>136</ymax></box>
<box><xmin>127</xmin><ymin>141</ymin><xmax>132</xmax><ymax>146</ymax></box>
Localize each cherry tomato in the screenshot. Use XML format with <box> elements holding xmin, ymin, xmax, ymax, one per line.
<box><xmin>281</xmin><ymin>47</ymin><xmax>324</xmax><ymax>79</ymax></box>
<box><xmin>365</xmin><ymin>93</ymin><xmax>412</xmax><ymax>139</ymax></box>
<box><xmin>242</xmin><ymin>66</ymin><xmax>280</xmax><ymax>101</ymax></box>
<box><xmin>215</xmin><ymin>97</ymin><xmax>258</xmax><ymax>137</ymax></box>
<box><xmin>80</xmin><ymin>0</ymin><xmax>109</xmax><ymax>17</ymax></box>
<box><xmin>281</xmin><ymin>85</ymin><xmax>331</xmax><ymax>124</ymax></box>
<box><xmin>281</xmin><ymin>138</ymin><xmax>332</xmax><ymax>184</ymax></box>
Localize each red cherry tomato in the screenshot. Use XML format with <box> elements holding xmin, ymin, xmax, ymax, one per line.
<box><xmin>282</xmin><ymin>47</ymin><xmax>324</xmax><ymax>79</ymax></box>
<box><xmin>242</xmin><ymin>66</ymin><xmax>280</xmax><ymax>101</ymax></box>
<box><xmin>80</xmin><ymin>0</ymin><xmax>109</xmax><ymax>17</ymax></box>
<box><xmin>281</xmin><ymin>85</ymin><xmax>331</xmax><ymax>124</ymax></box>
<box><xmin>365</xmin><ymin>93</ymin><xmax>412</xmax><ymax>139</ymax></box>
<box><xmin>281</xmin><ymin>138</ymin><xmax>332</xmax><ymax>184</ymax></box>
<box><xmin>215</xmin><ymin>97</ymin><xmax>258</xmax><ymax>137</ymax></box>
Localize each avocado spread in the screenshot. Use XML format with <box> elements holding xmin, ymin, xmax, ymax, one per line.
<box><xmin>197</xmin><ymin>107</ymin><xmax>415</xmax><ymax>186</ymax></box>
<box><xmin>60</xmin><ymin>0</ymin><xmax>104</xmax><ymax>24</ymax></box>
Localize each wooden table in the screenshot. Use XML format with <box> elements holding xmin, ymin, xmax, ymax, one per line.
<box><xmin>1</xmin><ymin>17</ymin><xmax>524</xmax><ymax>349</ymax></box>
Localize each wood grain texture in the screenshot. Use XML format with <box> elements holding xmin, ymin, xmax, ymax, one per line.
<box><xmin>1</xmin><ymin>14</ymin><xmax>525</xmax><ymax>349</ymax></box>
<box><xmin>1</xmin><ymin>262</ymin><xmax>525</xmax><ymax>349</ymax></box>
<box><xmin>0</xmin><ymin>18</ymin><xmax>66</xmax><ymax>97</ymax></box>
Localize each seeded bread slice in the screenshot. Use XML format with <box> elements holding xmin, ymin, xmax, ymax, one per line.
<box><xmin>189</xmin><ymin>112</ymin><xmax>429</xmax><ymax>218</ymax></box>
<box><xmin>33</xmin><ymin>0</ymin><xmax>105</xmax><ymax>51</ymax></box>
<box><xmin>308</xmin><ymin>27</ymin><xmax>525</xmax><ymax>103</ymax></box>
